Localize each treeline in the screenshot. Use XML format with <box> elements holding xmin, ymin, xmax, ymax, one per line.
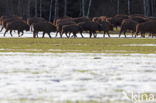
<box><xmin>0</xmin><ymin>0</ymin><xmax>156</xmax><ymax>21</ymax></box>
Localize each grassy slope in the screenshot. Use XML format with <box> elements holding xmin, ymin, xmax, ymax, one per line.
<box><xmin>0</xmin><ymin>38</ymin><xmax>155</xmax><ymax>53</ymax></box>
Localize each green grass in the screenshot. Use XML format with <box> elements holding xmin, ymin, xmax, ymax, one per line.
<box><xmin>76</xmin><ymin>70</ymin><xmax>90</xmax><ymax>73</ymax></box>
<box><xmin>0</xmin><ymin>38</ymin><xmax>155</xmax><ymax>53</ymax></box>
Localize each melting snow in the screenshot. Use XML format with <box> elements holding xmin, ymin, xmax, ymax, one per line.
<box><xmin>0</xmin><ymin>53</ymin><xmax>155</xmax><ymax>103</ymax></box>
<box><xmin>122</xmin><ymin>44</ymin><xmax>156</xmax><ymax>46</ymax></box>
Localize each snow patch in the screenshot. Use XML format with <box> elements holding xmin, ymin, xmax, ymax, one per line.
<box><xmin>122</xmin><ymin>44</ymin><xmax>156</xmax><ymax>46</ymax></box>
<box><xmin>0</xmin><ymin>53</ymin><xmax>155</xmax><ymax>103</ymax></box>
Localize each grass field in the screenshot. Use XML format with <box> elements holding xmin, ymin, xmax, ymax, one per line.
<box><xmin>0</xmin><ymin>38</ymin><xmax>155</xmax><ymax>53</ymax></box>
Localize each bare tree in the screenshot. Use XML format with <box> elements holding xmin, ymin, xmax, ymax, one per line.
<box><xmin>117</xmin><ymin>0</ymin><xmax>120</xmax><ymax>14</ymax></box>
<box><xmin>147</xmin><ymin>0</ymin><xmax>150</xmax><ymax>16</ymax></box>
<box><xmin>18</xmin><ymin>0</ymin><xmax>22</xmax><ymax>16</ymax></box>
<box><xmin>148</xmin><ymin>0</ymin><xmax>153</xmax><ymax>16</ymax></box>
<box><xmin>35</xmin><ymin>0</ymin><xmax>38</xmax><ymax>17</ymax></box>
<box><xmin>5</xmin><ymin>0</ymin><xmax>8</xmax><ymax>15</ymax></box>
<box><xmin>21</xmin><ymin>0</ymin><xmax>27</xmax><ymax>18</ymax></box>
<box><xmin>82</xmin><ymin>0</ymin><xmax>85</xmax><ymax>16</ymax></box>
<box><xmin>128</xmin><ymin>0</ymin><xmax>131</xmax><ymax>15</ymax></box>
<box><xmin>143</xmin><ymin>0</ymin><xmax>151</xmax><ymax>16</ymax></box>
<box><xmin>40</xmin><ymin>0</ymin><xmax>42</xmax><ymax>17</ymax></box>
<box><xmin>87</xmin><ymin>0</ymin><xmax>92</xmax><ymax>17</ymax></box>
<box><xmin>143</xmin><ymin>0</ymin><xmax>146</xmax><ymax>16</ymax></box>
<box><xmin>79</xmin><ymin>0</ymin><xmax>82</xmax><ymax>16</ymax></box>
<box><xmin>150</xmin><ymin>0</ymin><xmax>153</xmax><ymax>16</ymax></box>
<box><xmin>54</xmin><ymin>0</ymin><xmax>59</xmax><ymax>18</ymax></box>
<box><xmin>27</xmin><ymin>0</ymin><xmax>31</xmax><ymax>17</ymax></box>
<box><xmin>151</xmin><ymin>0</ymin><xmax>154</xmax><ymax>16</ymax></box>
<box><xmin>64</xmin><ymin>0</ymin><xmax>67</xmax><ymax>16</ymax></box>
<box><xmin>49</xmin><ymin>0</ymin><xmax>53</xmax><ymax>21</ymax></box>
<box><xmin>1</xmin><ymin>0</ymin><xmax>156</xmax><ymax>19</ymax></box>
<box><xmin>8</xmin><ymin>0</ymin><xmax>14</xmax><ymax>15</ymax></box>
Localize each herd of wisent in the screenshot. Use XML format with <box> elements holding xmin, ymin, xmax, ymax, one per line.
<box><xmin>0</xmin><ymin>14</ymin><xmax>156</xmax><ymax>38</ymax></box>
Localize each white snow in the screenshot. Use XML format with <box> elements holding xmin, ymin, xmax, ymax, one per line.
<box><xmin>0</xmin><ymin>31</ymin><xmax>118</xmax><ymax>38</ymax></box>
<box><xmin>122</xmin><ymin>44</ymin><xmax>156</xmax><ymax>46</ymax></box>
<box><xmin>0</xmin><ymin>26</ymin><xmax>151</xmax><ymax>38</ymax></box>
<box><xmin>0</xmin><ymin>53</ymin><xmax>155</xmax><ymax>103</ymax></box>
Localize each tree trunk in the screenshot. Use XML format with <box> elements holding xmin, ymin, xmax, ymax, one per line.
<box><xmin>9</xmin><ymin>1</ymin><xmax>13</xmax><ymax>15</ymax></box>
<box><xmin>54</xmin><ymin>0</ymin><xmax>59</xmax><ymax>19</ymax></box>
<box><xmin>18</xmin><ymin>0</ymin><xmax>22</xmax><ymax>16</ymax></box>
<box><xmin>150</xmin><ymin>0</ymin><xmax>154</xmax><ymax>16</ymax></box>
<box><xmin>128</xmin><ymin>0</ymin><xmax>131</xmax><ymax>15</ymax></box>
<box><xmin>49</xmin><ymin>0</ymin><xmax>53</xmax><ymax>21</ymax></box>
<box><xmin>143</xmin><ymin>0</ymin><xmax>146</xmax><ymax>16</ymax></box>
<box><xmin>27</xmin><ymin>0</ymin><xmax>31</xmax><ymax>18</ymax></box>
<box><xmin>87</xmin><ymin>0</ymin><xmax>92</xmax><ymax>17</ymax></box>
<box><xmin>5</xmin><ymin>0</ymin><xmax>8</xmax><ymax>15</ymax></box>
<box><xmin>21</xmin><ymin>0</ymin><xmax>24</xmax><ymax>17</ymax></box>
<box><xmin>64</xmin><ymin>0</ymin><xmax>67</xmax><ymax>16</ymax></box>
<box><xmin>79</xmin><ymin>0</ymin><xmax>82</xmax><ymax>16</ymax></box>
<box><xmin>82</xmin><ymin>0</ymin><xmax>85</xmax><ymax>16</ymax></box>
<box><xmin>40</xmin><ymin>0</ymin><xmax>42</xmax><ymax>17</ymax></box>
<box><xmin>144</xmin><ymin>0</ymin><xmax>151</xmax><ymax>16</ymax></box>
<box><xmin>35</xmin><ymin>0</ymin><xmax>38</xmax><ymax>17</ymax></box>
<box><xmin>147</xmin><ymin>0</ymin><xmax>149</xmax><ymax>16</ymax></box>
<box><xmin>148</xmin><ymin>0</ymin><xmax>152</xmax><ymax>16</ymax></box>
<box><xmin>117</xmin><ymin>0</ymin><xmax>120</xmax><ymax>14</ymax></box>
